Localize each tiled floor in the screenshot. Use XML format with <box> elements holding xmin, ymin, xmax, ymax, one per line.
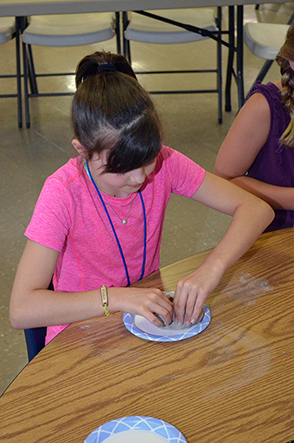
<box><xmin>0</xmin><ymin>3</ymin><xmax>292</xmax><ymax>396</ymax></box>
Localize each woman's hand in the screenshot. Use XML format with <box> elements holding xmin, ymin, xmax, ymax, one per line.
<box><xmin>109</xmin><ymin>287</ymin><xmax>174</xmax><ymax>327</ymax></box>
<box><xmin>173</xmin><ymin>262</ymin><xmax>223</xmax><ymax>325</ymax></box>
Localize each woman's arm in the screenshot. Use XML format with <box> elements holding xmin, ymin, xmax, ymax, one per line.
<box><xmin>214</xmin><ymin>92</ymin><xmax>294</xmax><ymax>210</ymax></box>
<box><xmin>9</xmin><ymin>239</ymin><xmax>173</xmax><ymax>329</ymax></box>
<box><xmin>173</xmin><ymin>171</ymin><xmax>274</xmax><ymax>325</ymax></box>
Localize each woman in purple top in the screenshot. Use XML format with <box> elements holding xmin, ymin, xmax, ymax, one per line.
<box><xmin>214</xmin><ymin>22</ymin><xmax>294</xmax><ymax>232</ymax></box>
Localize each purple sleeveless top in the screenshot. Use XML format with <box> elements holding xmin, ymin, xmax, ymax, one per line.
<box><xmin>247</xmin><ymin>82</ymin><xmax>294</xmax><ymax>231</ymax></box>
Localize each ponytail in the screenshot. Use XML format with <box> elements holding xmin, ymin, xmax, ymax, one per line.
<box><xmin>75</xmin><ymin>50</ymin><xmax>137</xmax><ymax>87</ymax></box>
<box><xmin>72</xmin><ymin>51</ymin><xmax>163</xmax><ymax>172</ymax></box>
<box><xmin>280</xmin><ymin>117</ymin><xmax>294</xmax><ymax>147</ymax></box>
<box><xmin>276</xmin><ymin>22</ymin><xmax>294</xmax><ymax>147</ymax></box>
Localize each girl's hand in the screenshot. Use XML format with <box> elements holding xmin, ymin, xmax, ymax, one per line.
<box><xmin>173</xmin><ymin>263</ymin><xmax>223</xmax><ymax>326</ymax></box>
<box><xmin>177</xmin><ymin>170</ymin><xmax>274</xmax><ymax>327</ymax></box>
<box><xmin>109</xmin><ymin>287</ymin><xmax>174</xmax><ymax>327</ymax></box>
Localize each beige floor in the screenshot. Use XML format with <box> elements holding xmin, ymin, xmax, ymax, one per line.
<box><xmin>0</xmin><ymin>3</ymin><xmax>292</xmax><ymax>396</ymax></box>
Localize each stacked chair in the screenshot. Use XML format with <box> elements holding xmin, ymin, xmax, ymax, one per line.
<box><xmin>122</xmin><ymin>8</ymin><xmax>223</xmax><ymax>123</ymax></box>
<box><xmin>21</xmin><ymin>12</ymin><xmax>120</xmax><ymax>128</ymax></box>
<box><xmin>244</xmin><ymin>11</ymin><xmax>294</xmax><ymax>96</ymax></box>
<box><xmin>244</xmin><ymin>21</ymin><xmax>289</xmax><ymax>92</ymax></box>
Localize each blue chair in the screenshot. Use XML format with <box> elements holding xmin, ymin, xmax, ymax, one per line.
<box><xmin>24</xmin><ymin>327</ymin><xmax>47</xmax><ymax>362</ymax></box>
<box><xmin>24</xmin><ymin>279</ymin><xmax>53</xmax><ymax>361</ymax></box>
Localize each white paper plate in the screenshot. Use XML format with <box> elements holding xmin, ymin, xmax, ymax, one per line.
<box><xmin>84</xmin><ymin>416</ymin><xmax>187</xmax><ymax>443</ymax></box>
<box><xmin>123</xmin><ymin>303</ymin><xmax>211</xmax><ymax>342</ymax></box>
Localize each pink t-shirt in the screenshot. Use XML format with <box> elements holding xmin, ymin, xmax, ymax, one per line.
<box><xmin>25</xmin><ymin>145</ymin><xmax>205</xmax><ymax>343</ymax></box>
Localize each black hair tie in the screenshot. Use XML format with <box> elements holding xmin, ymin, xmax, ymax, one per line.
<box><xmin>97</xmin><ymin>63</ymin><xmax>117</xmax><ymax>74</ymax></box>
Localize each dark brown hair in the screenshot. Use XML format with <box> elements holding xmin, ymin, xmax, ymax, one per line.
<box><xmin>72</xmin><ymin>51</ymin><xmax>163</xmax><ymax>173</ymax></box>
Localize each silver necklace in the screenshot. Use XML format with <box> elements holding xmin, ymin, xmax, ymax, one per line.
<box><xmin>103</xmin><ymin>193</ymin><xmax>135</xmax><ymax>224</ymax></box>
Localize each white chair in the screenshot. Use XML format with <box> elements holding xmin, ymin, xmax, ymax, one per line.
<box><xmin>0</xmin><ymin>17</ymin><xmax>22</xmax><ymax>128</ymax></box>
<box><xmin>244</xmin><ymin>22</ymin><xmax>289</xmax><ymax>95</ymax></box>
<box><xmin>123</xmin><ymin>8</ymin><xmax>223</xmax><ymax>123</ymax></box>
<box><xmin>0</xmin><ymin>17</ymin><xmax>15</xmax><ymax>45</ymax></box>
<box><xmin>22</xmin><ymin>13</ymin><xmax>120</xmax><ymax>128</ymax></box>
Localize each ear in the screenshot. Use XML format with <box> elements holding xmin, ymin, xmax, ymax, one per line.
<box><xmin>71</xmin><ymin>139</ymin><xmax>88</xmax><ymax>157</ymax></box>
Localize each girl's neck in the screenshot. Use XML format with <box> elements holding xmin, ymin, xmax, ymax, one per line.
<box><xmin>92</xmin><ymin>176</ymin><xmax>129</xmax><ymax>198</ymax></box>
<box><xmin>274</xmin><ymin>79</ymin><xmax>283</xmax><ymax>91</ymax></box>
<box><xmin>102</xmin><ymin>188</ymin><xmax>130</xmax><ymax>199</ymax></box>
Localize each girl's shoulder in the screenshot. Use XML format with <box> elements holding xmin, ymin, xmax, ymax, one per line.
<box><xmin>158</xmin><ymin>144</ymin><xmax>185</xmax><ymax>162</ymax></box>
<box><xmin>158</xmin><ymin>145</ymin><xmax>203</xmax><ymax>171</ymax></box>
<box><xmin>159</xmin><ymin>144</ymin><xmax>174</xmax><ymax>157</ymax></box>
<box><xmin>248</xmin><ymin>81</ymin><xmax>281</xmax><ymax>105</ymax></box>
<box><xmin>247</xmin><ymin>81</ymin><xmax>288</xmax><ymax>124</ymax></box>
<box><xmin>156</xmin><ymin>144</ymin><xmax>204</xmax><ymax>178</ymax></box>
<box><xmin>46</xmin><ymin>156</ymin><xmax>84</xmax><ymax>186</ymax></box>
<box><xmin>154</xmin><ymin>145</ymin><xmax>174</xmax><ymax>169</ymax></box>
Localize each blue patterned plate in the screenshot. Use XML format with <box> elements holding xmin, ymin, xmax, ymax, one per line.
<box><xmin>123</xmin><ymin>303</ymin><xmax>211</xmax><ymax>342</ymax></box>
<box><xmin>84</xmin><ymin>416</ymin><xmax>187</xmax><ymax>442</ymax></box>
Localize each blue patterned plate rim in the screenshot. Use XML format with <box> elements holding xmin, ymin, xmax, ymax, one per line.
<box><xmin>84</xmin><ymin>416</ymin><xmax>187</xmax><ymax>443</ymax></box>
<box><xmin>123</xmin><ymin>304</ymin><xmax>211</xmax><ymax>342</ymax></box>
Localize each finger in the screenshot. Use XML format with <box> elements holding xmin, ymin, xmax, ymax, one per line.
<box><xmin>153</xmin><ymin>303</ymin><xmax>173</xmax><ymax>326</ymax></box>
<box><xmin>173</xmin><ymin>285</ymin><xmax>188</xmax><ymax>326</ymax></box>
<box><xmin>143</xmin><ymin>298</ymin><xmax>174</xmax><ymax>326</ymax></box>
<box><xmin>141</xmin><ymin>309</ymin><xmax>165</xmax><ymax>327</ymax></box>
<box><xmin>158</xmin><ymin>294</ymin><xmax>174</xmax><ymax>312</ymax></box>
<box><xmin>191</xmin><ymin>298</ymin><xmax>205</xmax><ymax>324</ymax></box>
<box><xmin>152</xmin><ymin>312</ymin><xmax>170</xmax><ymax>327</ymax></box>
<box><xmin>184</xmin><ymin>292</ymin><xmax>198</xmax><ymax>325</ymax></box>
<box><xmin>162</xmin><ymin>292</ymin><xmax>174</xmax><ymax>306</ymax></box>
<box><xmin>148</xmin><ymin>309</ymin><xmax>173</xmax><ymax>327</ymax></box>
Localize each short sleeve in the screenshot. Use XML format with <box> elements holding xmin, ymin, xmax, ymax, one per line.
<box><xmin>160</xmin><ymin>145</ymin><xmax>206</xmax><ymax>197</ymax></box>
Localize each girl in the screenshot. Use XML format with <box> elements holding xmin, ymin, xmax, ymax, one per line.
<box><xmin>214</xmin><ymin>22</ymin><xmax>294</xmax><ymax>232</ymax></box>
<box><xmin>10</xmin><ymin>51</ymin><xmax>273</xmax><ymax>345</ymax></box>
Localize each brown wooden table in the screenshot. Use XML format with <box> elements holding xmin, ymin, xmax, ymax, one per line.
<box><xmin>1</xmin><ymin>228</ymin><xmax>294</xmax><ymax>443</ymax></box>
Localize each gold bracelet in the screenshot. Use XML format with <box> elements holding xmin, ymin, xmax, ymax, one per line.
<box><xmin>100</xmin><ymin>285</ymin><xmax>110</xmax><ymax>316</ymax></box>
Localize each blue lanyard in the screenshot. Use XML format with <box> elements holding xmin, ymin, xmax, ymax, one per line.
<box><xmin>86</xmin><ymin>161</ymin><xmax>146</xmax><ymax>286</ymax></box>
